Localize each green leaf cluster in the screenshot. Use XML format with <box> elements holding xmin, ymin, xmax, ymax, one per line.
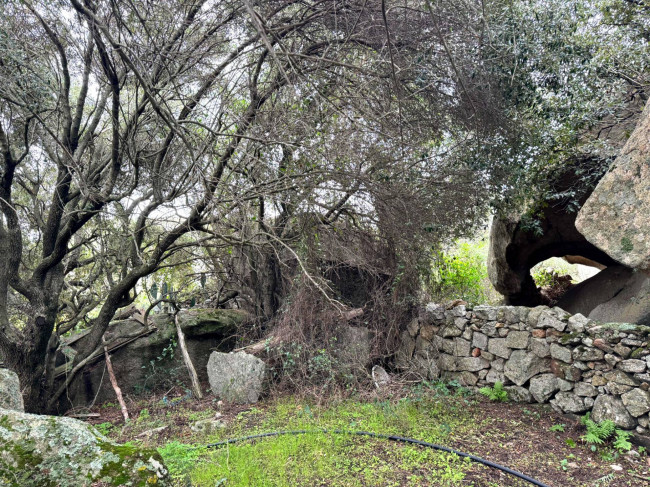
<box><xmin>479</xmin><ymin>381</ymin><xmax>508</xmax><ymax>402</ymax></box>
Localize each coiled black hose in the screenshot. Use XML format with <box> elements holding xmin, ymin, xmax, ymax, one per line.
<box><xmin>205</xmin><ymin>429</ymin><xmax>551</xmax><ymax>487</ymax></box>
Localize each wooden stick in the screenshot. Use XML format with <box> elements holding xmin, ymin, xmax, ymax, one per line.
<box><xmin>103</xmin><ymin>336</ymin><xmax>129</xmax><ymax>422</ymax></box>
<box><xmin>174</xmin><ymin>313</ymin><xmax>203</xmax><ymax>399</ymax></box>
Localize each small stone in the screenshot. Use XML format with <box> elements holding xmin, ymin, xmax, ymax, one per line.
<box><xmin>407</xmin><ymin>318</ymin><xmax>420</xmax><ymax>337</ymax></box>
<box><xmin>592</xmin><ymin>395</ymin><xmax>637</xmax><ymax>429</ymax></box>
<box><xmin>592</xmin><ymin>375</ymin><xmax>608</xmax><ymax>387</ymax></box>
<box><xmin>416</xmin><ymin>336</ymin><xmax>434</xmax><ymax>353</ymax></box>
<box><xmin>639</xmin><ymin>415</ymin><xmax>650</xmax><ymax>428</ymax></box>
<box><xmin>487</xmin><ymin>338</ymin><xmax>511</xmax><ymax>359</ymax></box>
<box><xmin>605</xmin><ymin>354</ymin><xmax>621</xmax><ymax>366</ymax></box>
<box><xmin>593</xmin><ymin>338</ymin><xmax>613</xmax><ymax>353</ymax></box>
<box><xmin>480</xmin><ymin>322</ymin><xmax>498</xmax><ymax>337</ymax></box>
<box><xmin>0</xmin><ymin>369</ymin><xmax>24</xmax><ymax>412</ymax></box>
<box><xmin>551</xmin><ymin>392</ymin><xmax>589</xmax><ymax>413</ymax></box>
<box><xmin>190</xmin><ymin>419</ymin><xmax>226</xmax><ymax>434</ymax></box>
<box><xmin>550</xmin><ymin>360</ymin><xmax>582</xmax><ymax>382</ymax></box>
<box><xmin>486</xmin><ymin>368</ymin><xmax>505</xmax><ymax>384</ymax></box>
<box><xmin>621</xmin><ymin>388</ymin><xmax>650</xmax><ymax>417</ymax></box>
<box><xmin>462</xmin><ymin>328</ymin><xmax>473</xmax><ymax>340</ymax></box>
<box><xmin>481</xmin><ymin>351</ymin><xmax>495</xmax><ymax>361</ymax></box>
<box><xmin>472</xmin><ymin>348</ymin><xmax>481</xmax><ymax>357</ymax></box>
<box><xmin>558</xmin><ymin>378</ymin><xmax>573</xmax><ymax>391</ymax></box>
<box><xmin>606</xmin><ymin>382</ymin><xmax>634</xmax><ymax>396</ymax></box>
<box><xmin>614</xmin><ymin>343</ymin><xmax>632</xmax><ymax>359</ymax></box>
<box><xmin>440</xmin><ymin>338</ymin><xmax>455</xmax><ymax>355</ymax></box>
<box><xmin>450</xmin><ymin>305</ymin><xmax>466</xmax><ymax>317</ymax></box>
<box><xmin>531</xmin><ymin>329</ymin><xmax>546</xmax><ymax>338</ymax></box>
<box><xmin>531</xmin><ymin>338</ymin><xmax>550</xmax><ymax>358</ymax></box>
<box><xmin>441</xmin><ymin>325</ymin><xmax>463</xmax><ymax>338</ymax></box>
<box><xmin>573</xmin><ymin>361</ymin><xmax>589</xmax><ymax>371</ymax></box>
<box><xmin>567</xmin><ymin>313</ymin><xmax>591</xmax><ymax>333</ymax></box>
<box><xmin>458</xmin><ymin>371</ymin><xmax>478</xmax><ymax>386</ymax></box>
<box><xmin>419</xmin><ymin>324</ymin><xmax>436</xmax><ymax>341</ymax></box>
<box><xmin>530</xmin><ymin>374</ymin><xmax>560</xmax><ymax>403</ymax></box>
<box><xmin>610</xmin><ymin>465</ymin><xmax>623</xmax><ymax>472</ymax></box>
<box><xmin>527</xmin><ymin>306</ymin><xmax>550</xmax><ymax>327</ymax></box>
<box><xmin>573</xmin><ymin>346</ymin><xmax>604</xmax><ymax>362</ymax></box>
<box><xmin>492</xmin><ymin>358</ymin><xmax>505</xmax><ymax>372</ymax></box>
<box><xmin>498</xmin><ymin>328</ymin><xmax>509</xmax><ymax>337</ymax></box>
<box><xmin>472</xmin><ymin>332</ymin><xmax>488</xmax><ymax>350</ymax></box>
<box><xmin>372</xmin><ymin>365</ymin><xmax>391</xmax><ymax>388</ymax></box>
<box><xmin>604</xmin><ymin>370</ymin><xmax>640</xmax><ymax>387</ymax></box>
<box><xmin>550</xmin><ymin>343</ymin><xmax>572</xmax><ymax>363</ymax></box>
<box><xmin>455</xmin><ymin>338</ymin><xmax>471</xmax><ymax>357</ymax></box>
<box><xmin>619</xmin><ymin>359</ymin><xmax>646</xmax><ymax>374</ymax></box>
<box><xmin>438</xmin><ymin>354</ymin><xmax>457</xmax><ymax>371</ymax></box>
<box><xmin>505</xmin><ymin>331</ymin><xmax>530</xmax><ymax>349</ymax></box>
<box><xmin>454</xmin><ymin>317</ymin><xmax>468</xmax><ymax>329</ymax></box>
<box><xmin>473</xmin><ymin>305</ymin><xmax>498</xmax><ymax>321</ymax></box>
<box><xmin>537</xmin><ymin>310</ymin><xmax>567</xmax><ymax>332</ymax></box>
<box><xmin>504</xmin><ymin>350</ymin><xmax>551</xmax><ymax>386</ymax></box>
<box><xmin>574</xmin><ymin>382</ymin><xmax>598</xmax><ymax>397</ymax></box>
<box><xmin>457</xmin><ymin>357</ymin><xmax>490</xmax><ymax>372</ymax></box>
<box><xmin>504</xmin><ymin>386</ymin><xmax>532</xmax><ymax>403</ymax></box>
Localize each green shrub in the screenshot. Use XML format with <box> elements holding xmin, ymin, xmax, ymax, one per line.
<box><xmin>428</xmin><ymin>238</ymin><xmax>500</xmax><ymax>306</ymax></box>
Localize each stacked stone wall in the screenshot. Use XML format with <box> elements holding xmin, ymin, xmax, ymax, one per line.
<box><xmin>398</xmin><ymin>303</ymin><xmax>650</xmax><ymax>433</ymax></box>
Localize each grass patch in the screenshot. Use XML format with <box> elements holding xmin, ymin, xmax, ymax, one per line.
<box><xmin>160</xmin><ymin>391</ymin><xmax>479</xmax><ymax>486</ymax></box>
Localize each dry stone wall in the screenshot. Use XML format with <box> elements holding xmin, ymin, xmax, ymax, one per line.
<box><xmin>398</xmin><ymin>303</ymin><xmax>650</xmax><ymax>433</ymax></box>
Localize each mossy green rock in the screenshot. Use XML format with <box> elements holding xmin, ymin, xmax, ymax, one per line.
<box><xmin>0</xmin><ymin>408</ymin><xmax>169</xmax><ymax>486</ymax></box>
<box><xmin>61</xmin><ymin>309</ymin><xmax>247</xmax><ymax>408</ymax></box>
<box><xmin>0</xmin><ymin>369</ymin><xmax>24</xmax><ymax>411</ymax></box>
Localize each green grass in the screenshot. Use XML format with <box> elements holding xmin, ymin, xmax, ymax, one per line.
<box><xmin>159</xmin><ymin>393</ymin><xmax>479</xmax><ymax>486</ymax></box>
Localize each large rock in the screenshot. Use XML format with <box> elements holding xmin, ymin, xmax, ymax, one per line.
<box><xmin>529</xmin><ymin>373</ymin><xmax>560</xmax><ymax>403</ymax></box>
<box><xmin>504</xmin><ymin>350</ymin><xmax>551</xmax><ymax>386</ymax></box>
<box><xmin>207</xmin><ymin>351</ymin><xmax>267</xmax><ymax>404</ymax></box>
<box><xmin>0</xmin><ymin>407</ymin><xmax>168</xmax><ymax>486</ymax></box>
<box><xmin>576</xmin><ymin>98</ymin><xmax>650</xmax><ymax>272</ymax></box>
<box><xmin>334</xmin><ymin>325</ymin><xmax>372</xmax><ymax>370</ymax></box>
<box><xmin>60</xmin><ymin>308</ymin><xmax>246</xmax><ymax>408</ymax></box>
<box><xmin>551</xmin><ymin>392</ymin><xmax>590</xmax><ymax>413</ymax></box>
<box><xmin>557</xmin><ymin>265</ymin><xmax>650</xmax><ymax>325</ymax></box>
<box><xmin>487</xmin><ymin>165</ymin><xmax>617</xmax><ymax>306</ymax></box>
<box><xmin>621</xmin><ymin>389</ymin><xmax>650</xmax><ymax>418</ymax></box>
<box><xmin>591</xmin><ymin>395</ymin><xmax>637</xmax><ymax>430</ymax></box>
<box><xmin>0</xmin><ymin>369</ymin><xmax>23</xmax><ymax>412</ymax></box>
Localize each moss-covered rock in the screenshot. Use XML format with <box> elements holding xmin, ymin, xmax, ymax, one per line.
<box><xmin>59</xmin><ymin>309</ymin><xmax>248</xmax><ymax>408</ymax></box>
<box><xmin>0</xmin><ymin>407</ymin><xmax>169</xmax><ymax>486</ymax></box>
<box><xmin>0</xmin><ymin>369</ymin><xmax>24</xmax><ymax>411</ymax></box>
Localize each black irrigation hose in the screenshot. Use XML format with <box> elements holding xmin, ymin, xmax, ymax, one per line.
<box><xmin>205</xmin><ymin>429</ymin><xmax>551</xmax><ymax>487</ymax></box>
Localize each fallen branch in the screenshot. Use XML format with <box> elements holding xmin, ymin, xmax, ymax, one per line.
<box><xmin>103</xmin><ymin>335</ymin><xmax>129</xmax><ymax>421</ymax></box>
<box><xmin>174</xmin><ymin>312</ymin><xmax>203</xmax><ymax>399</ymax></box>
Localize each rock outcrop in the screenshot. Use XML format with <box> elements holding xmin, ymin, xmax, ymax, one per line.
<box><xmin>0</xmin><ymin>369</ymin><xmax>23</xmax><ymax>412</ymax></box>
<box><xmin>557</xmin><ymin>265</ymin><xmax>650</xmax><ymax>325</ymax></box>
<box><xmin>487</xmin><ymin>177</ymin><xmax>616</xmax><ymax>306</ymax></box>
<box><xmin>207</xmin><ymin>351</ymin><xmax>267</xmax><ymax>404</ymax></box>
<box><xmin>577</xmin><ymin>98</ymin><xmax>650</xmax><ymax>273</ymax></box>
<box><xmin>59</xmin><ymin>309</ymin><xmax>246</xmax><ymax>409</ymax></box>
<box><xmin>0</xmin><ymin>407</ymin><xmax>168</xmax><ymax>486</ymax></box>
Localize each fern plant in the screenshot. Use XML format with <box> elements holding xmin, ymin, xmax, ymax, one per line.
<box><xmin>581</xmin><ymin>413</ymin><xmax>616</xmax><ymax>445</ymax></box>
<box><xmin>580</xmin><ymin>412</ymin><xmax>631</xmax><ymax>452</ymax></box>
<box><xmin>613</xmin><ymin>430</ymin><xmax>632</xmax><ymax>452</ymax></box>
<box><xmin>479</xmin><ymin>381</ymin><xmax>508</xmax><ymax>402</ymax></box>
